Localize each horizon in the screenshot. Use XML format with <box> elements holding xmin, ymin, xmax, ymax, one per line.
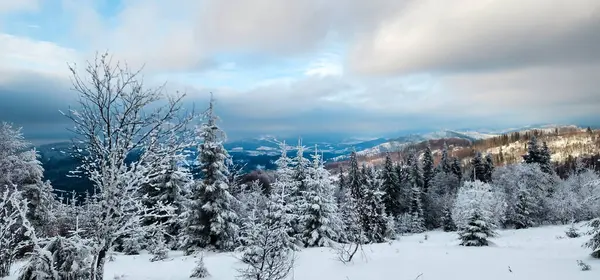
<box><xmin>1</xmin><ymin>1</ymin><xmax>600</xmax><ymax>143</ymax></box>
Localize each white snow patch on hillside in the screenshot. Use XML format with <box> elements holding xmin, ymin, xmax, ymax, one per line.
<box><xmin>5</xmin><ymin>224</ymin><xmax>598</xmax><ymax>280</ymax></box>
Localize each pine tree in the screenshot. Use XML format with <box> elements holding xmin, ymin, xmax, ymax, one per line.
<box><xmin>525</xmin><ymin>136</ymin><xmax>542</xmax><ymax>164</ymax></box>
<box><xmin>539</xmin><ymin>142</ymin><xmax>553</xmax><ymax>174</ymax></box>
<box><xmin>451</xmin><ymin>157</ymin><xmax>463</xmax><ymax>183</ymax></box>
<box><xmin>335</xmin><ymin>167</ymin><xmax>346</xmax><ymax>206</ymax></box>
<box><xmin>422</xmin><ymin>146</ymin><xmax>434</xmax><ymax>193</ymax></box>
<box><xmin>190</xmin><ymin>254</ymin><xmax>210</xmax><ymax>278</ymax></box>
<box><xmin>439</xmin><ymin>142</ymin><xmax>452</xmax><ymax>173</ymax></box>
<box><xmin>141</xmin><ymin>146</ymin><xmax>192</xmax><ymax>248</ymax></box>
<box><xmin>408</xmin><ymin>185</ymin><xmax>425</xmax><ymax>233</ymax></box>
<box><xmin>483</xmin><ymin>154</ymin><xmax>494</xmax><ymax>183</ymax></box>
<box><xmin>585</xmin><ymin>219</ymin><xmax>600</xmax><ymax>258</ymax></box>
<box><xmin>441</xmin><ymin>207</ymin><xmax>457</xmax><ymax>232</ymax></box>
<box><xmin>514</xmin><ymin>183</ymin><xmax>536</xmax><ymax>229</ymax></box>
<box><xmin>237</xmin><ymin>188</ymin><xmax>295</xmax><ymax>280</ymax></box>
<box><xmin>183</xmin><ymin>96</ymin><xmax>238</xmax><ymax>253</ymax></box>
<box><xmin>348</xmin><ymin>152</ymin><xmax>363</xmax><ymax>201</ymax></box>
<box><xmin>270</xmin><ymin>141</ymin><xmax>300</xmax><ymax>248</ymax></box>
<box><xmin>470</xmin><ymin>152</ymin><xmax>485</xmax><ymax>182</ymax></box>
<box><xmin>360</xmin><ymin>166</ymin><xmax>389</xmax><ymax>243</ymax></box>
<box><xmin>299</xmin><ymin>148</ymin><xmax>341</xmax><ymax>247</ymax></box>
<box><xmin>381</xmin><ymin>153</ymin><xmax>401</xmax><ymax>218</ymax></box>
<box><xmin>458</xmin><ymin>210</ymin><xmax>496</xmax><ymax>246</ymax></box>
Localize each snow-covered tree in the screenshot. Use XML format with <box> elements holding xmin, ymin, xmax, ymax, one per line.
<box><xmin>408</xmin><ymin>185</ymin><xmax>426</xmax><ymax>233</ymax></box>
<box><xmin>451</xmin><ymin>157</ymin><xmax>463</xmax><ymax>183</ymax></box>
<box><xmin>586</xmin><ymin>219</ymin><xmax>600</xmax><ymax>258</ymax></box>
<box><xmin>513</xmin><ymin>182</ymin><xmax>537</xmax><ymax>229</ymax></box>
<box><xmin>183</xmin><ymin>95</ymin><xmax>238</xmax><ymax>253</ymax></box>
<box><xmin>140</xmin><ymin>138</ymin><xmax>192</xmax><ymax>248</ymax></box>
<box><xmin>381</xmin><ymin>153</ymin><xmax>402</xmax><ymax>218</ymax></box>
<box><xmin>0</xmin><ymin>187</ymin><xmax>31</xmax><ymax>277</ymax></box>
<box><xmin>483</xmin><ymin>154</ymin><xmax>494</xmax><ymax>183</ymax></box>
<box><xmin>438</xmin><ymin>142</ymin><xmax>452</xmax><ymax>173</ymax></box>
<box><xmin>335</xmin><ymin>166</ymin><xmax>346</xmax><ymax>206</ymax></box>
<box><xmin>458</xmin><ymin>209</ymin><xmax>496</xmax><ymax>247</ymax></box>
<box><xmin>299</xmin><ymin>148</ymin><xmax>341</xmax><ymax>247</ymax></box>
<box><xmin>452</xmin><ymin>180</ymin><xmax>500</xmax><ymax>240</ymax></box>
<box><xmin>269</xmin><ymin>141</ymin><xmax>301</xmax><ymax>248</ymax></box>
<box><xmin>470</xmin><ymin>152</ymin><xmax>486</xmax><ymax>182</ymax></box>
<box><xmin>492</xmin><ymin>164</ymin><xmax>555</xmax><ymax>228</ymax></box>
<box><xmin>360</xmin><ymin>166</ymin><xmax>391</xmax><ymax>242</ymax></box>
<box><xmin>190</xmin><ymin>254</ymin><xmax>210</xmax><ymax>278</ymax></box>
<box><xmin>17</xmin><ymin>235</ymin><xmax>94</xmax><ymax>280</ymax></box>
<box><xmin>0</xmin><ymin>122</ymin><xmax>56</xmax><ymax>237</ymax></box>
<box><xmin>422</xmin><ymin>146</ymin><xmax>434</xmax><ymax>193</ymax></box>
<box><xmin>62</xmin><ymin>53</ymin><xmax>192</xmax><ymax>280</ymax></box>
<box><xmin>236</xmin><ymin>188</ymin><xmax>295</xmax><ymax>280</ymax></box>
<box><xmin>540</xmin><ymin>142</ymin><xmax>554</xmax><ymax>174</ymax></box>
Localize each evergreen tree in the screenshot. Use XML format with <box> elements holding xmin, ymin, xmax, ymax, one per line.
<box><xmin>408</xmin><ymin>185</ymin><xmax>425</xmax><ymax>233</ymax></box>
<box><xmin>395</xmin><ymin>162</ymin><xmax>411</xmax><ymax>214</ymax></box>
<box><xmin>407</xmin><ymin>153</ymin><xmax>423</xmax><ymax>191</ymax></box>
<box><xmin>441</xmin><ymin>207</ymin><xmax>457</xmax><ymax>232</ymax></box>
<box><xmin>439</xmin><ymin>142</ymin><xmax>452</xmax><ymax>173</ymax></box>
<box><xmin>183</xmin><ymin>96</ymin><xmax>238</xmax><ymax>253</ymax></box>
<box><xmin>360</xmin><ymin>166</ymin><xmax>390</xmax><ymax>243</ymax></box>
<box><xmin>470</xmin><ymin>152</ymin><xmax>485</xmax><ymax>182</ymax></box>
<box><xmin>585</xmin><ymin>219</ymin><xmax>600</xmax><ymax>258</ymax></box>
<box><xmin>458</xmin><ymin>210</ymin><xmax>496</xmax><ymax>246</ymax></box>
<box><xmin>514</xmin><ymin>183</ymin><xmax>536</xmax><ymax>229</ymax></box>
<box><xmin>237</xmin><ymin>187</ymin><xmax>295</xmax><ymax>280</ymax></box>
<box><xmin>525</xmin><ymin>136</ymin><xmax>542</xmax><ymax>164</ymax></box>
<box><xmin>539</xmin><ymin>142</ymin><xmax>553</xmax><ymax>174</ymax></box>
<box><xmin>381</xmin><ymin>153</ymin><xmax>402</xmax><ymax>218</ymax></box>
<box><xmin>270</xmin><ymin>141</ymin><xmax>300</xmax><ymax>248</ymax></box>
<box><xmin>335</xmin><ymin>166</ymin><xmax>346</xmax><ymax>205</ymax></box>
<box><xmin>299</xmin><ymin>148</ymin><xmax>341</xmax><ymax>247</ymax></box>
<box><xmin>483</xmin><ymin>154</ymin><xmax>494</xmax><ymax>183</ymax></box>
<box><xmin>348</xmin><ymin>151</ymin><xmax>363</xmax><ymax>201</ymax></box>
<box><xmin>141</xmin><ymin>146</ymin><xmax>192</xmax><ymax>248</ymax></box>
<box><xmin>451</xmin><ymin>157</ymin><xmax>463</xmax><ymax>183</ymax></box>
<box><xmin>422</xmin><ymin>146</ymin><xmax>435</xmax><ymax>193</ymax></box>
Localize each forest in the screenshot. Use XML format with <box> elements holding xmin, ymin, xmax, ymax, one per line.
<box><xmin>1</xmin><ymin>53</ymin><xmax>599</xmax><ymax>280</ymax></box>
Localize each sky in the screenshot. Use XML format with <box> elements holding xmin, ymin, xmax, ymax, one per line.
<box><xmin>1</xmin><ymin>0</ymin><xmax>600</xmax><ymax>143</ymax></box>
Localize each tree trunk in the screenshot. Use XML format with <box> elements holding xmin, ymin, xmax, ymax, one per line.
<box><xmin>91</xmin><ymin>246</ymin><xmax>107</xmax><ymax>280</ymax></box>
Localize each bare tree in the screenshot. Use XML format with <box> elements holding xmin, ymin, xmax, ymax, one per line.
<box><xmin>62</xmin><ymin>52</ymin><xmax>195</xmax><ymax>280</ymax></box>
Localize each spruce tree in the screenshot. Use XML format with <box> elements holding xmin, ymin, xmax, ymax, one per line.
<box><xmin>441</xmin><ymin>207</ymin><xmax>457</xmax><ymax>232</ymax></box>
<box><xmin>458</xmin><ymin>210</ymin><xmax>496</xmax><ymax>246</ymax></box>
<box><xmin>381</xmin><ymin>153</ymin><xmax>401</xmax><ymax>218</ymax></box>
<box><xmin>360</xmin><ymin>166</ymin><xmax>389</xmax><ymax>243</ymax></box>
<box><xmin>422</xmin><ymin>146</ymin><xmax>434</xmax><ymax>193</ymax></box>
<box><xmin>470</xmin><ymin>152</ymin><xmax>485</xmax><ymax>182</ymax></box>
<box><xmin>408</xmin><ymin>185</ymin><xmax>425</xmax><ymax>233</ymax></box>
<box><xmin>585</xmin><ymin>219</ymin><xmax>600</xmax><ymax>258</ymax></box>
<box><xmin>451</xmin><ymin>157</ymin><xmax>463</xmax><ymax>183</ymax></box>
<box><xmin>514</xmin><ymin>184</ymin><xmax>536</xmax><ymax>229</ymax></box>
<box><xmin>183</xmin><ymin>96</ymin><xmax>238</xmax><ymax>253</ymax></box>
<box><xmin>539</xmin><ymin>142</ymin><xmax>553</xmax><ymax>174</ymax></box>
<box><xmin>335</xmin><ymin>166</ymin><xmax>346</xmax><ymax>205</ymax></box>
<box><xmin>348</xmin><ymin>151</ymin><xmax>363</xmax><ymax>200</ymax></box>
<box><xmin>439</xmin><ymin>142</ymin><xmax>452</xmax><ymax>173</ymax></box>
<box><xmin>483</xmin><ymin>154</ymin><xmax>494</xmax><ymax>183</ymax></box>
<box><xmin>300</xmin><ymin>148</ymin><xmax>340</xmax><ymax>247</ymax></box>
<box><xmin>525</xmin><ymin>136</ymin><xmax>542</xmax><ymax>164</ymax></box>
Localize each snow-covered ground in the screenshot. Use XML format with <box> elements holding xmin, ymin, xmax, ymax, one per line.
<box><xmin>5</xmin><ymin>224</ymin><xmax>600</xmax><ymax>280</ymax></box>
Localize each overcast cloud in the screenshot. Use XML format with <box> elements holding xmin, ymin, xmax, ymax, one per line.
<box><xmin>0</xmin><ymin>0</ymin><xmax>599</xmax><ymax>142</ymax></box>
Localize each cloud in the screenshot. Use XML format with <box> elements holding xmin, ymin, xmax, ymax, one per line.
<box><xmin>1</xmin><ymin>0</ymin><xmax>599</xmax><ymax>142</ymax></box>
<box><xmin>348</xmin><ymin>0</ymin><xmax>600</xmax><ymax>75</ymax></box>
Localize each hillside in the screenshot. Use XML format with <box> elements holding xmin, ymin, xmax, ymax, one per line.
<box><xmin>327</xmin><ymin>126</ymin><xmax>600</xmax><ymax>173</ymax></box>
<box><xmin>5</xmin><ymin>224</ymin><xmax>598</xmax><ymax>280</ymax></box>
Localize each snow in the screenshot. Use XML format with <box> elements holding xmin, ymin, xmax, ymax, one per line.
<box><xmin>5</xmin><ymin>224</ymin><xmax>599</xmax><ymax>280</ymax></box>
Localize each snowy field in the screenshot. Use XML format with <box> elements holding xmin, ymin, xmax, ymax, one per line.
<box><xmin>5</xmin><ymin>224</ymin><xmax>600</xmax><ymax>280</ymax></box>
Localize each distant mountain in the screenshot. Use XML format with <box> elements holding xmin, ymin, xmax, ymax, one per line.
<box><xmin>332</xmin><ymin>129</ymin><xmax>499</xmax><ymax>161</ymax></box>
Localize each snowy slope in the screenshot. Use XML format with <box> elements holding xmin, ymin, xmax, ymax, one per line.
<box><xmin>5</xmin><ymin>224</ymin><xmax>598</xmax><ymax>280</ymax></box>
